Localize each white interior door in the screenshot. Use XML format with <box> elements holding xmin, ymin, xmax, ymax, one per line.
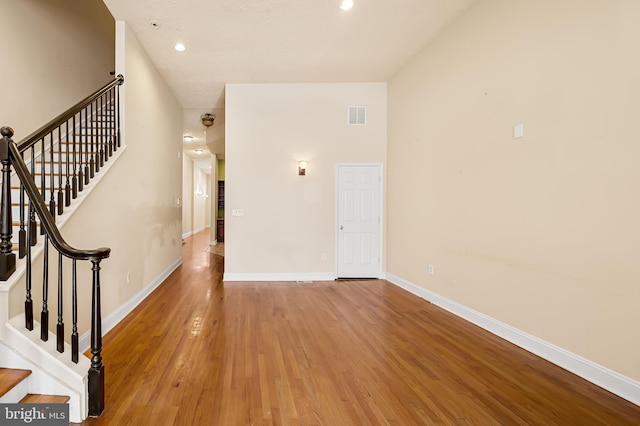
<box><xmin>336</xmin><ymin>164</ymin><xmax>382</xmax><ymax>278</ymax></box>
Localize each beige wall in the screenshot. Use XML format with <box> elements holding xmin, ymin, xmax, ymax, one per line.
<box><xmin>182</xmin><ymin>153</ymin><xmax>194</xmax><ymax>237</ymax></box>
<box><xmin>192</xmin><ymin>166</ymin><xmax>209</xmax><ymax>233</ymax></box>
<box><xmin>387</xmin><ymin>0</ymin><xmax>640</xmax><ymax>381</ymax></box>
<box><xmin>225</xmin><ymin>83</ymin><xmax>386</xmax><ymax>277</ymax></box>
<box><xmin>0</xmin><ymin>0</ymin><xmax>114</xmax><ymax>139</ymax></box>
<box><xmin>60</xmin><ymin>22</ymin><xmax>183</xmax><ymax>324</ymax></box>
<box><xmin>180</xmin><ymin>158</ymin><xmax>211</xmax><ymax>238</ymax></box>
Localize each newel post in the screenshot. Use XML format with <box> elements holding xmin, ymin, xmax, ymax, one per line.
<box><xmin>0</xmin><ymin>126</ymin><xmax>16</xmax><ymax>280</ymax></box>
<box><xmin>88</xmin><ymin>258</ymin><xmax>105</xmax><ymax>417</ymax></box>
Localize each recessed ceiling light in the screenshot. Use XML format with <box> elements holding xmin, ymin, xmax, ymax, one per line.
<box><xmin>339</xmin><ymin>0</ymin><xmax>354</xmax><ymax>10</ymax></box>
<box><xmin>183</xmin><ymin>135</ymin><xmax>194</xmax><ymax>142</ymax></box>
<box><xmin>174</xmin><ymin>43</ymin><xmax>186</xmax><ymax>52</ymax></box>
<box><xmin>194</xmin><ymin>149</ymin><xmax>203</xmax><ymax>154</ymax></box>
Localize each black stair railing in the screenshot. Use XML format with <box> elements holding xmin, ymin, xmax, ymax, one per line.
<box><xmin>0</xmin><ymin>74</ymin><xmax>123</xmax><ymax>417</ymax></box>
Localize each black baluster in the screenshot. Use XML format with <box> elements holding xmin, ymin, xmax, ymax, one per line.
<box><xmin>98</xmin><ymin>94</ymin><xmax>104</xmax><ymax>170</ymax></box>
<box><xmin>29</xmin><ymin>148</ymin><xmax>37</xmax><ymax>245</ymax></box>
<box><xmin>49</xmin><ymin>133</ymin><xmax>56</xmax><ymax>218</ymax></box>
<box><xmin>78</xmin><ymin>108</ymin><xmax>84</xmax><ymax>192</ymax></box>
<box><xmin>57</xmin><ymin>252</ymin><xmax>64</xmax><ymax>353</ymax></box>
<box><xmin>89</xmin><ymin>102</ymin><xmax>98</xmax><ymax>181</ymax></box>
<box><xmin>88</xmin><ymin>259</ymin><xmax>105</xmax><ymax>417</ymax></box>
<box><xmin>18</xmin><ymin>145</ymin><xmax>26</xmax><ymax>258</ymax></box>
<box><xmin>94</xmin><ymin>97</ymin><xmax>100</xmax><ymax>174</ymax></box>
<box><xmin>107</xmin><ymin>89</ymin><xmax>113</xmax><ymax>159</ymax></box>
<box><xmin>116</xmin><ymin>76</ymin><xmax>122</xmax><ymax>149</ymax></box>
<box><xmin>18</xmin><ymin>181</ymin><xmax>26</xmax><ymax>258</ymax></box>
<box><xmin>57</xmin><ymin>126</ymin><xmax>63</xmax><ymax>216</ymax></box>
<box><xmin>72</xmin><ymin>113</ymin><xmax>78</xmax><ymax>199</ymax></box>
<box><xmin>71</xmin><ymin>259</ymin><xmax>78</xmax><ymax>363</ymax></box>
<box><xmin>0</xmin><ymin>127</ymin><xmax>16</xmax><ymax>280</ymax></box>
<box><xmin>64</xmin><ymin>120</ymin><xmax>71</xmax><ymax>207</ymax></box>
<box><xmin>25</xmin><ymin>204</ymin><xmax>33</xmax><ymax>330</ymax></box>
<box><xmin>41</xmin><ymin>236</ymin><xmax>49</xmax><ymax>341</ymax></box>
<box><xmin>39</xmin><ymin>137</ymin><xmax>46</xmax><ymax>235</ymax></box>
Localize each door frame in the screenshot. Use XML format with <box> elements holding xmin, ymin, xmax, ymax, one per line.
<box><xmin>335</xmin><ymin>163</ymin><xmax>384</xmax><ymax>279</ymax></box>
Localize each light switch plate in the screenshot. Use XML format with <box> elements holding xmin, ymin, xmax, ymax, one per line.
<box><xmin>514</xmin><ymin>123</ymin><xmax>524</xmax><ymax>139</ymax></box>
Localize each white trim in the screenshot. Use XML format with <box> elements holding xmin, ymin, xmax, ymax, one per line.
<box><xmin>335</xmin><ymin>163</ymin><xmax>384</xmax><ymax>279</ymax></box>
<box><xmin>115</xmin><ymin>20</ymin><xmax>126</xmax><ymax>147</ymax></box>
<box><xmin>193</xmin><ymin>225</ymin><xmax>208</xmax><ymax>234</ymax></box>
<box><xmin>385</xmin><ymin>272</ymin><xmax>640</xmax><ymax>407</ymax></box>
<box><xmin>223</xmin><ymin>272</ymin><xmax>335</xmax><ymax>282</ymax></box>
<box><xmin>183</xmin><ymin>226</ymin><xmax>207</xmax><ymax>241</ymax></box>
<box><xmin>3</xmin><ymin>319</ymin><xmax>88</xmax><ymax>422</ymax></box>
<box><xmin>78</xmin><ymin>257</ymin><xmax>183</xmax><ymax>352</ymax></box>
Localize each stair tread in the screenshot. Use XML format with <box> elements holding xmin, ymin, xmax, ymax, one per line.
<box><xmin>20</xmin><ymin>394</ymin><xmax>70</xmax><ymax>404</ymax></box>
<box><xmin>0</xmin><ymin>368</ymin><xmax>32</xmax><ymax>397</ymax></box>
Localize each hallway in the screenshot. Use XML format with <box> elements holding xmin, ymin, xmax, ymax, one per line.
<box><xmin>79</xmin><ymin>230</ymin><xmax>640</xmax><ymax>424</ymax></box>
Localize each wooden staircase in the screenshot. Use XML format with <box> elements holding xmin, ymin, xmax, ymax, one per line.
<box><xmin>0</xmin><ymin>75</ymin><xmax>124</xmax><ymax>422</ymax></box>
<box><xmin>0</xmin><ymin>367</ymin><xmax>70</xmax><ymax>404</ymax></box>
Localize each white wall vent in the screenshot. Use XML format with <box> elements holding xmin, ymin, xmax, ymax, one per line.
<box><xmin>348</xmin><ymin>106</ymin><xmax>366</xmax><ymax>125</ymax></box>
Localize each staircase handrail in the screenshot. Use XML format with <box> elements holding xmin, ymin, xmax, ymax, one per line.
<box><xmin>16</xmin><ymin>75</ymin><xmax>124</xmax><ymax>152</ymax></box>
<box><xmin>4</xmin><ymin>128</ymin><xmax>110</xmax><ymax>261</ymax></box>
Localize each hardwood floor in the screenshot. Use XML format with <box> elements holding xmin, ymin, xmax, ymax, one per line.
<box><xmin>78</xmin><ymin>230</ymin><xmax>640</xmax><ymax>425</ymax></box>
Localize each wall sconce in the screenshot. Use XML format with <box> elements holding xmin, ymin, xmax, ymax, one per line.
<box><xmin>298</xmin><ymin>161</ymin><xmax>307</xmax><ymax>176</ymax></box>
<box><xmin>183</xmin><ymin>135</ymin><xmax>194</xmax><ymax>142</ymax></box>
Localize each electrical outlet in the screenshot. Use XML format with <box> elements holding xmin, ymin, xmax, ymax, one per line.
<box><xmin>321</xmin><ymin>253</ymin><xmax>327</xmax><ymax>261</ymax></box>
<box><xmin>428</xmin><ymin>264</ymin><xmax>434</xmax><ymax>275</ymax></box>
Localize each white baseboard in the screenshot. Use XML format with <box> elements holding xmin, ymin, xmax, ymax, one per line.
<box><xmin>223</xmin><ymin>272</ymin><xmax>335</xmax><ymax>282</ymax></box>
<box><xmin>385</xmin><ymin>273</ymin><xmax>640</xmax><ymax>407</ymax></box>
<box><xmin>183</xmin><ymin>226</ymin><xmax>210</xmax><ymax>240</ymax></box>
<box><xmin>79</xmin><ymin>257</ymin><xmax>183</xmax><ymax>352</ymax></box>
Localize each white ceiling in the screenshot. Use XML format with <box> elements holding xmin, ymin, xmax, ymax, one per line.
<box><xmin>103</xmin><ymin>0</ymin><xmax>476</xmax><ymax>162</ymax></box>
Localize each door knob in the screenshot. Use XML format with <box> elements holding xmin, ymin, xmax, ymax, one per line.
<box><xmin>340</xmin><ymin>226</ymin><xmax>344</xmax><ymax>230</ymax></box>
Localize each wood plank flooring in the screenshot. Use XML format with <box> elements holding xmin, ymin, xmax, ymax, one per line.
<box><xmin>78</xmin><ymin>230</ymin><xmax>640</xmax><ymax>425</ymax></box>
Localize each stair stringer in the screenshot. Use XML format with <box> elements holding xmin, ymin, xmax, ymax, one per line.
<box><xmin>0</xmin><ymin>326</ymin><xmax>86</xmax><ymax>423</ymax></box>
